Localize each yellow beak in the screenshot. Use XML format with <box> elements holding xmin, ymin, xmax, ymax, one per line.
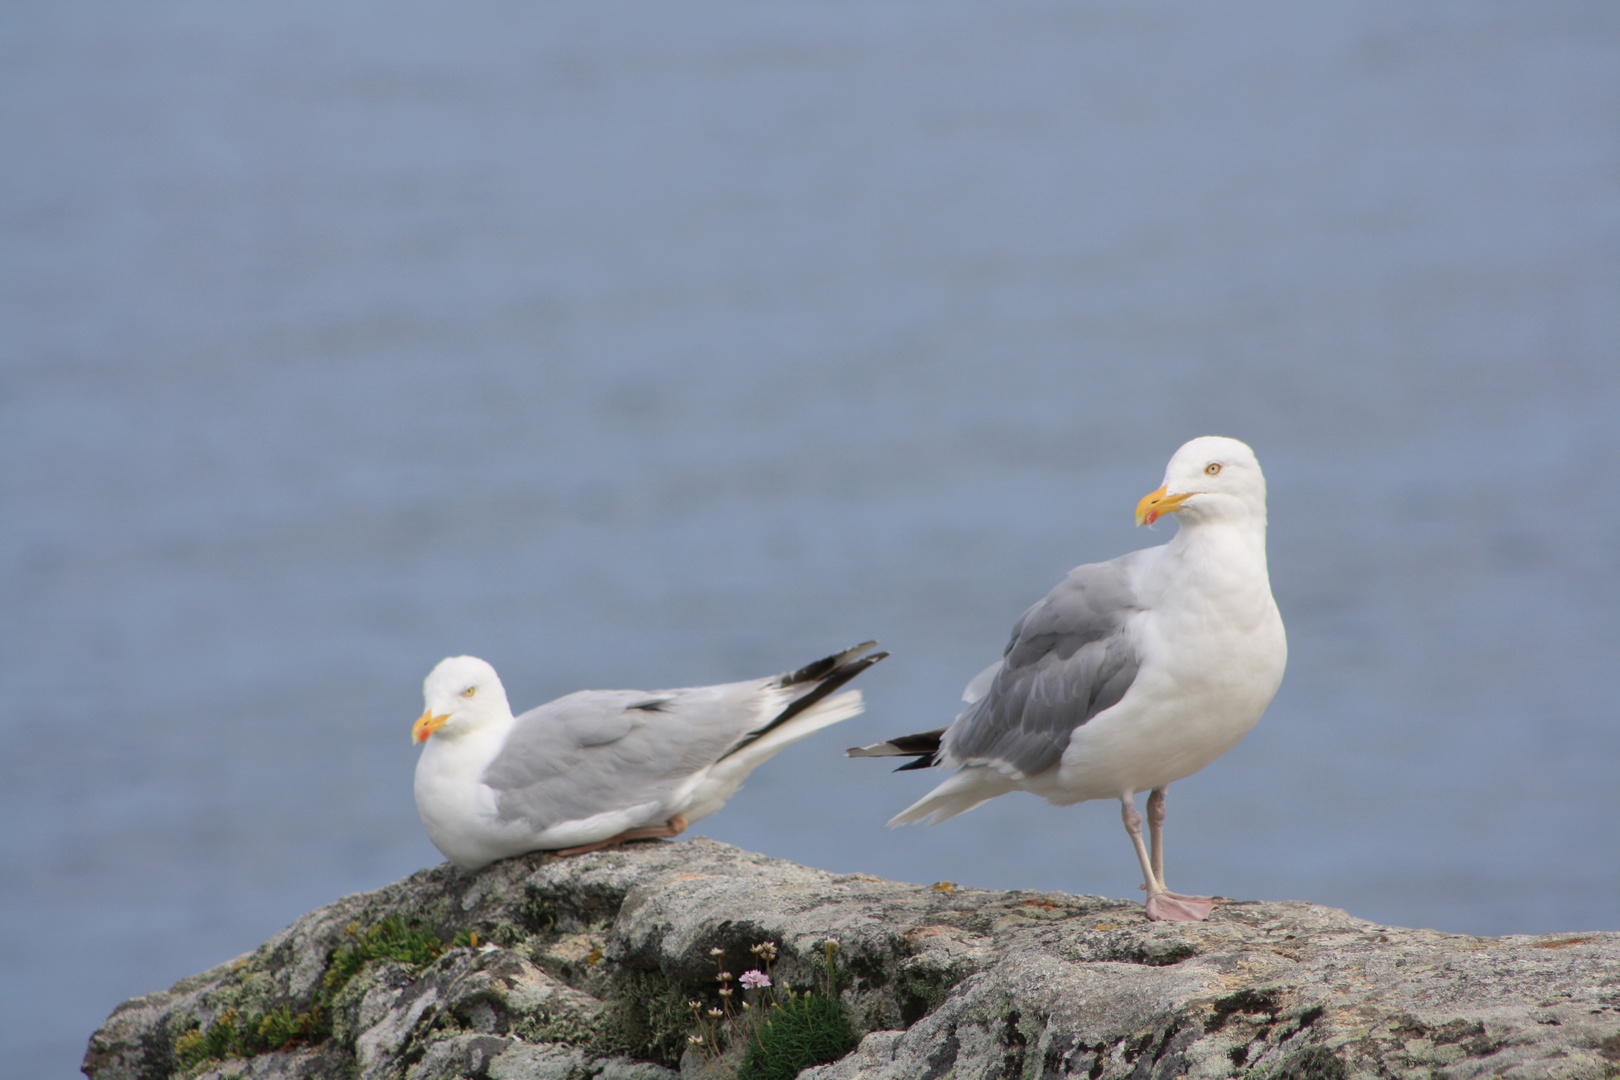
<box><xmin>1135</xmin><ymin>486</ymin><xmax>1193</xmax><ymax>526</ymax></box>
<box><xmin>413</xmin><ymin>710</ymin><xmax>450</xmax><ymax>744</ymax></box>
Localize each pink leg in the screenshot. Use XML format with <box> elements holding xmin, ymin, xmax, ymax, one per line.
<box><xmin>1120</xmin><ymin>792</ymin><xmax>1216</xmax><ymax>922</ymax></box>
<box><xmin>1121</xmin><ymin>794</ymin><xmax>1158</xmax><ymax>890</ymax></box>
<box><xmin>1147</xmin><ymin>787</ymin><xmax>1167</xmax><ymax>885</ymax></box>
<box><xmin>551</xmin><ymin>814</ymin><xmax>689</xmax><ymax>857</ymax></box>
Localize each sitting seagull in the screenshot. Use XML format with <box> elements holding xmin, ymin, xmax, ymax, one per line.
<box><xmin>850</xmin><ymin>436</ymin><xmax>1285</xmax><ymax>921</ymax></box>
<box><xmin>414</xmin><ymin>642</ymin><xmax>886</xmax><ymax>870</ymax></box>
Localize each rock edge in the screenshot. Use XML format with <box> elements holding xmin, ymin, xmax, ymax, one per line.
<box><xmin>84</xmin><ymin>838</ymin><xmax>1620</xmax><ymax>1080</ymax></box>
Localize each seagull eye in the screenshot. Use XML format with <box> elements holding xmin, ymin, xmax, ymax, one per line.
<box><xmin>462</xmin><ymin>686</ymin><xmax>477</xmax><ymax>698</ymax></box>
<box><xmin>1204</xmin><ymin>462</ymin><xmax>1222</xmax><ymax>476</ymax></box>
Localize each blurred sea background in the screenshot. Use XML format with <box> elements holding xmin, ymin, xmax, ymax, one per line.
<box><xmin>4</xmin><ymin>3</ymin><xmax>1618</xmax><ymax>1074</ymax></box>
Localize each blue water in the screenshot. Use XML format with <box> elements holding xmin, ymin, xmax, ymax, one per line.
<box><xmin>3</xmin><ymin>3</ymin><xmax>1617</xmax><ymax>1074</ymax></box>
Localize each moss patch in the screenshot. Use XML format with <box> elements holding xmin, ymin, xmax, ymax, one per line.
<box><xmin>323</xmin><ymin>916</ymin><xmax>477</xmax><ymax>1001</ymax></box>
<box><xmin>894</xmin><ymin>960</ymin><xmax>958</xmax><ymax>1028</ymax></box>
<box><xmin>595</xmin><ymin>967</ymin><xmax>702</xmax><ymax>1066</ymax></box>
<box><xmin>174</xmin><ymin>916</ymin><xmax>478</xmax><ymax>1072</ymax></box>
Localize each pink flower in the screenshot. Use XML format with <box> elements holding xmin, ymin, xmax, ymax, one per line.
<box><xmin>739</xmin><ymin>969</ymin><xmax>772</xmax><ymax>990</ymax></box>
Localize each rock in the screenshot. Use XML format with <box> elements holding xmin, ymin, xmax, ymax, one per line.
<box><xmin>83</xmin><ymin>838</ymin><xmax>1620</xmax><ymax>1080</ymax></box>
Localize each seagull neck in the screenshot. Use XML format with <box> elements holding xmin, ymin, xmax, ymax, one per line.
<box><xmin>1159</xmin><ymin>516</ymin><xmax>1271</xmax><ymax>595</ymax></box>
<box><xmin>1170</xmin><ymin>511</ymin><xmax>1266</xmax><ymax>553</ymax></box>
<box><xmin>433</xmin><ymin>713</ymin><xmax>514</xmax><ymax>765</ymax></box>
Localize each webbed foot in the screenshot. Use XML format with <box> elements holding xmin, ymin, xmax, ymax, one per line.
<box><xmin>1144</xmin><ymin>890</ymin><xmax>1216</xmax><ymax>922</ymax></box>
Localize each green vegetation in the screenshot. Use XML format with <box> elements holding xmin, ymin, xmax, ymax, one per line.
<box><xmin>173</xmin><ymin>1004</ymin><xmax>323</xmax><ymax>1069</ymax></box>
<box><xmin>322</xmin><ymin>916</ymin><xmax>477</xmax><ymax>1000</ymax></box>
<box><xmin>687</xmin><ymin>937</ymin><xmax>859</xmax><ymax>1080</ymax></box>
<box><xmin>736</xmin><ymin>993</ymin><xmax>857</xmax><ymax>1080</ymax></box>
<box><xmin>170</xmin><ymin>908</ymin><xmax>865</xmax><ymax>1078</ymax></box>
<box><xmin>601</xmin><ymin>967</ymin><xmax>702</xmax><ymax>1065</ymax></box>
<box><xmin>174</xmin><ymin>916</ymin><xmax>478</xmax><ymax>1071</ymax></box>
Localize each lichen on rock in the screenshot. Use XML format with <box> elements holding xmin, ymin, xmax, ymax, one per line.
<box><xmin>83</xmin><ymin>838</ymin><xmax>1620</xmax><ymax>1080</ymax></box>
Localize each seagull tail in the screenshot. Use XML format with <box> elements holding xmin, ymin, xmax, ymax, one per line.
<box><xmin>719</xmin><ymin>643</ymin><xmax>888</xmax><ymax>762</ymax></box>
<box><xmin>846</xmin><ymin>727</ymin><xmax>946</xmax><ymax>772</ymax></box>
<box><xmin>885</xmin><ymin>766</ymin><xmax>1021</xmax><ymax>827</ymax></box>
<box><xmin>706</xmin><ymin>689</ymin><xmax>866</xmax><ymax>787</ymax></box>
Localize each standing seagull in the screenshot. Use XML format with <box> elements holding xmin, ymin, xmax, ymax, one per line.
<box><xmin>850</xmin><ymin>437</ymin><xmax>1285</xmax><ymax>921</ymax></box>
<box><xmin>414</xmin><ymin>642</ymin><xmax>885</xmax><ymax>870</ymax></box>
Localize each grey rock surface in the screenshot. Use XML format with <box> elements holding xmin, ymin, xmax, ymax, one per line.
<box><xmin>84</xmin><ymin>838</ymin><xmax>1620</xmax><ymax>1079</ymax></box>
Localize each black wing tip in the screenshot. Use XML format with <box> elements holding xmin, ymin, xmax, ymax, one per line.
<box><xmin>839</xmin><ymin>649</ymin><xmax>890</xmax><ymax>678</ymax></box>
<box><xmin>872</xmin><ymin>728</ymin><xmax>945</xmax><ymax>754</ymax></box>
<box><xmin>847</xmin><ymin>727</ymin><xmax>944</xmax><ymax>771</ymax></box>
<box><xmin>718</xmin><ymin>643</ymin><xmax>887</xmax><ymax>761</ymax></box>
<box><xmin>763</xmin><ymin>648</ymin><xmax>887</xmax><ymax>730</ymax></box>
<box><xmin>780</xmin><ymin>641</ymin><xmax>882</xmax><ymax>687</ymax></box>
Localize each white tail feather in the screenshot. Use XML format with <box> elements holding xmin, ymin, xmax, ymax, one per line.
<box><xmin>887</xmin><ymin>765</ymin><xmax>1019</xmax><ymax>827</ymax></box>
<box><xmin>717</xmin><ymin>689</ymin><xmax>865</xmax><ymax>779</ymax></box>
<box><xmin>680</xmin><ymin>690</ymin><xmax>865</xmax><ymax>824</ymax></box>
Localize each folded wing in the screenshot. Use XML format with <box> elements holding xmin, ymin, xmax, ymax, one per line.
<box><xmin>944</xmin><ymin>553</ymin><xmax>1145</xmax><ymax>778</ymax></box>
<box><xmin>484</xmin><ymin>643</ymin><xmax>885</xmax><ymax>830</ymax></box>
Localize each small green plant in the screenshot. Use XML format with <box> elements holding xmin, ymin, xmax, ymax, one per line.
<box><xmin>737</xmin><ymin>993</ymin><xmax>856</xmax><ymax>1080</ymax></box>
<box><xmin>173</xmin><ymin>1003</ymin><xmax>324</xmax><ymax>1069</ymax></box>
<box><xmin>737</xmin><ymin>938</ymin><xmax>856</xmax><ymax>1080</ymax></box>
<box><xmin>687</xmin><ymin>938</ymin><xmax>858</xmax><ymax>1080</ymax></box>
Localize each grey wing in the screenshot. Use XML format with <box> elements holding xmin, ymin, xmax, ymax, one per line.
<box><xmin>944</xmin><ymin>552</ymin><xmax>1146</xmax><ymax>777</ymax></box>
<box><xmin>480</xmin><ymin>688</ymin><xmax>757</xmax><ymax>829</ymax></box>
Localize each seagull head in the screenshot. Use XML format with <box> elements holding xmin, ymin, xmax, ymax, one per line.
<box><xmin>413</xmin><ymin>655</ymin><xmax>514</xmax><ymax>744</ymax></box>
<box><xmin>1135</xmin><ymin>436</ymin><xmax>1267</xmax><ymax>527</ymax></box>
